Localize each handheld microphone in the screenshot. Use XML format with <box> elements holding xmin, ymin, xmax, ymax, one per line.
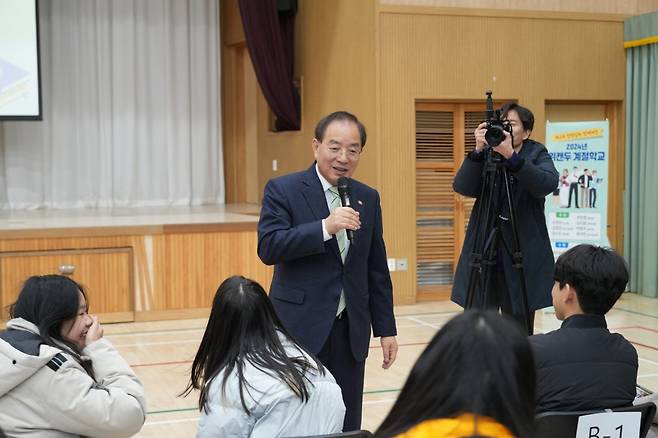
<box><xmin>337</xmin><ymin>176</ymin><xmax>354</xmax><ymax>243</ymax></box>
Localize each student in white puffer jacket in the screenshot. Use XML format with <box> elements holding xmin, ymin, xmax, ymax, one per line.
<box><xmin>0</xmin><ymin>275</ymin><xmax>146</xmax><ymax>438</ymax></box>
<box><xmin>182</xmin><ymin>276</ymin><xmax>345</xmax><ymax>438</ymax></box>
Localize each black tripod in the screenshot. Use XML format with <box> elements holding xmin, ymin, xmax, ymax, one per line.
<box><xmin>463</xmin><ymin>147</ymin><xmax>533</xmax><ymax>335</ymax></box>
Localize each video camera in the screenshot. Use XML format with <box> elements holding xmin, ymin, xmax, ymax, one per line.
<box><xmin>484</xmin><ymin>91</ymin><xmax>512</xmax><ymax>147</ymax></box>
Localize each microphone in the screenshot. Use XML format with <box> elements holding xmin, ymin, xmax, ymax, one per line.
<box><xmin>337</xmin><ymin>177</ymin><xmax>354</xmax><ymax>242</ymax></box>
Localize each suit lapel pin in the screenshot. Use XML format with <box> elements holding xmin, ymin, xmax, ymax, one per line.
<box><xmin>358</xmin><ymin>200</ymin><xmax>363</xmax><ymax>205</ymax></box>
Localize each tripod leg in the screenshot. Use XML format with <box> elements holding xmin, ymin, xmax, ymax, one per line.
<box><xmin>497</xmin><ymin>269</ymin><xmax>535</xmax><ymax>334</ymax></box>
<box><xmin>499</xmin><ymin>166</ymin><xmax>533</xmax><ymax>336</ymax></box>
<box><xmin>479</xmin><ymin>227</ymin><xmax>499</xmax><ymax>311</ymax></box>
<box><xmin>465</xmin><ymin>158</ymin><xmax>499</xmax><ymax>310</ymax></box>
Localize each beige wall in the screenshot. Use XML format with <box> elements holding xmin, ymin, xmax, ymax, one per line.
<box><xmin>379</xmin><ymin>0</ymin><xmax>658</xmax><ymax>15</ymax></box>
<box><xmin>255</xmin><ymin>0</ymin><xmax>379</xmax><ymax>198</ymax></box>
<box><xmin>376</xmin><ymin>6</ymin><xmax>625</xmax><ymax>304</ymax></box>
<box><xmin>223</xmin><ymin>2</ymin><xmax>628</xmax><ymax>305</ymax></box>
<box><xmin>221</xmin><ymin>1</ymin><xmax>259</xmax><ymax>204</ymax></box>
<box><xmin>222</xmin><ymin>0</ymin><xmax>244</xmax><ymax>45</ymax></box>
<box><xmin>223</xmin><ymin>0</ymin><xmax>379</xmax><ymax>202</ymax></box>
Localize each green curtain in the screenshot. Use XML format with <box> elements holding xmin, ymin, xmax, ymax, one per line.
<box><xmin>624</xmin><ymin>11</ymin><xmax>658</xmax><ymax>297</ymax></box>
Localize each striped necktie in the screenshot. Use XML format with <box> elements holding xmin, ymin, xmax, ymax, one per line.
<box><xmin>328</xmin><ymin>186</ymin><xmax>347</xmax><ymax>315</ymax></box>
<box><xmin>328</xmin><ymin>187</ymin><xmax>348</xmax><ymax>262</ymax></box>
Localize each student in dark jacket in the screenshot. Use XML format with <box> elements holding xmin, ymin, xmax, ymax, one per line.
<box><xmin>452</xmin><ymin>103</ymin><xmax>559</xmax><ymax>332</ymax></box>
<box><xmin>529</xmin><ymin>244</ymin><xmax>637</xmax><ymax>413</ymax></box>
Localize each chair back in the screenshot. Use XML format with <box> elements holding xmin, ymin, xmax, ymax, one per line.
<box><xmin>284</xmin><ymin>430</ymin><xmax>374</xmax><ymax>438</ymax></box>
<box><xmin>535</xmin><ymin>402</ymin><xmax>657</xmax><ymax>438</ymax></box>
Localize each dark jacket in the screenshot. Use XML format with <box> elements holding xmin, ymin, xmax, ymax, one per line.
<box><xmin>451</xmin><ymin>139</ymin><xmax>559</xmax><ymax>313</ymax></box>
<box><xmin>257</xmin><ymin>164</ymin><xmax>397</xmax><ymax>362</ymax></box>
<box><xmin>529</xmin><ymin>314</ymin><xmax>638</xmax><ymax>413</ymax></box>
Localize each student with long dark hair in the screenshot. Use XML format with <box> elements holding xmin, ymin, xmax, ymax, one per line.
<box><xmin>375</xmin><ymin>310</ymin><xmax>535</xmax><ymax>438</ymax></box>
<box><xmin>0</xmin><ymin>275</ymin><xmax>146</xmax><ymax>437</ymax></box>
<box><xmin>183</xmin><ymin>275</ymin><xmax>345</xmax><ymax>437</ymax></box>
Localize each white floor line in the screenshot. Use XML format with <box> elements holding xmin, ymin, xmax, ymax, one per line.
<box><xmin>115</xmin><ymin>324</ymin><xmax>424</xmax><ymax>347</ymax></box>
<box><xmin>112</xmin><ymin>324</ymin><xmax>427</xmax><ymax>347</ymax></box>
<box><xmin>143</xmin><ymin>417</ymin><xmax>199</xmax><ymax>426</ymax></box>
<box><xmin>363</xmin><ymin>398</ymin><xmax>398</xmax><ymax>405</ymax></box>
<box><xmin>402</xmin><ymin>315</ymin><xmax>441</xmax><ymax>329</ymax></box>
<box><xmin>107</xmin><ymin>327</ymin><xmax>205</xmax><ymax>337</ymax></box>
<box><xmin>396</xmin><ymin>323</ymin><xmax>438</xmax><ymax>328</ymax></box>
<box><xmin>112</xmin><ymin>339</ymin><xmax>200</xmax><ymax>348</ymax></box>
<box><xmin>640</xmin><ymin>357</ymin><xmax>658</xmax><ymax>367</ymax></box>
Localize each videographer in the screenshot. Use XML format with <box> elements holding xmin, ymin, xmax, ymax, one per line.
<box><xmin>451</xmin><ymin>102</ymin><xmax>559</xmax><ymax>332</ymax></box>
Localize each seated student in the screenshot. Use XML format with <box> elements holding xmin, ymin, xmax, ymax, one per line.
<box><xmin>529</xmin><ymin>244</ymin><xmax>637</xmax><ymax>413</ymax></box>
<box><xmin>0</xmin><ymin>275</ymin><xmax>146</xmax><ymax>437</ymax></box>
<box><xmin>182</xmin><ymin>275</ymin><xmax>345</xmax><ymax>437</ymax></box>
<box><xmin>375</xmin><ymin>310</ymin><xmax>535</xmax><ymax>438</ymax></box>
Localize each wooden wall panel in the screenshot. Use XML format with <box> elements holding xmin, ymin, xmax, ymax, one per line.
<box><xmin>223</xmin><ymin>2</ymin><xmax>627</xmax><ymax>305</ymax></box>
<box><xmin>545</xmin><ymin>104</ymin><xmax>607</xmax><ymax>121</ymax></box>
<box><xmin>221</xmin><ymin>0</ymin><xmax>379</xmax><ymax>203</ymax></box>
<box><xmin>222</xmin><ymin>45</ymin><xmax>247</xmax><ymax>204</ymax></box>
<box><xmin>222</xmin><ymin>0</ymin><xmax>245</xmax><ymax>45</ymax></box>
<box><xmin>151</xmin><ymin>231</ymin><xmax>273</xmax><ymax>311</ymax></box>
<box><xmin>377</xmin><ymin>9</ymin><xmax>625</xmax><ymax>304</ymax></box>
<box><xmin>0</xmin><ymin>249</ymin><xmax>133</xmax><ymax>322</ymax></box>
<box><xmin>0</xmin><ymin>230</ymin><xmax>273</xmax><ymax>320</ymax></box>
<box><xmin>379</xmin><ymin>0</ymin><xmax>658</xmax><ymax>15</ymax></box>
<box><xmin>605</xmin><ymin>102</ymin><xmax>625</xmax><ymax>252</ymax></box>
<box><xmin>637</xmin><ymin>1</ymin><xmax>658</xmax><ymax>14</ymax></box>
<box><xmin>222</xmin><ymin>43</ymin><xmax>260</xmax><ymax>204</ymax></box>
<box><xmin>0</xmin><ymin>236</ymin><xmax>137</xmax><ymax>252</ymax></box>
<box><xmin>255</xmin><ymin>0</ymin><xmax>379</xmax><ymax>197</ymax></box>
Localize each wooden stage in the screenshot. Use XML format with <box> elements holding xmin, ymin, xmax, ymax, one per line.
<box><xmin>0</xmin><ymin>205</ymin><xmax>273</xmax><ymax>322</ymax></box>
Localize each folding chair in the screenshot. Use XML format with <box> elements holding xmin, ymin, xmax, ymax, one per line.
<box><xmin>284</xmin><ymin>430</ymin><xmax>374</xmax><ymax>438</ymax></box>
<box><xmin>535</xmin><ymin>402</ymin><xmax>657</xmax><ymax>438</ymax></box>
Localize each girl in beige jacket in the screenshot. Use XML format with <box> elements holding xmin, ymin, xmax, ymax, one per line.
<box><xmin>0</xmin><ymin>275</ymin><xmax>146</xmax><ymax>437</ymax></box>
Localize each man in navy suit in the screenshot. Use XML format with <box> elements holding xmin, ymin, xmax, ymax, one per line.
<box><xmin>258</xmin><ymin>111</ymin><xmax>398</xmax><ymax>431</ymax></box>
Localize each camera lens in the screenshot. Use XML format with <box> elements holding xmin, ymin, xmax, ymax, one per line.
<box><xmin>485</xmin><ymin>125</ymin><xmax>505</xmax><ymax>147</ymax></box>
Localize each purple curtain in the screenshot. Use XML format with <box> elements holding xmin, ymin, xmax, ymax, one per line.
<box><xmin>238</xmin><ymin>0</ymin><xmax>300</xmax><ymax>131</ymax></box>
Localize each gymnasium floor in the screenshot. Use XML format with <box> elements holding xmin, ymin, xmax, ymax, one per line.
<box><xmin>101</xmin><ymin>293</ymin><xmax>658</xmax><ymax>437</ymax></box>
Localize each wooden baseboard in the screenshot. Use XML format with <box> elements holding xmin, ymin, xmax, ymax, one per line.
<box><xmin>1</xmin><ymin>311</ymin><xmax>134</xmax><ymax>326</ymax></box>
<box><xmin>416</xmin><ymin>290</ymin><xmax>451</xmax><ymax>301</ymax></box>
<box><xmin>98</xmin><ymin>311</ymin><xmax>134</xmax><ymax>324</ymax></box>
<box><xmin>416</xmin><ymin>284</ymin><xmax>452</xmax><ymax>302</ymax></box>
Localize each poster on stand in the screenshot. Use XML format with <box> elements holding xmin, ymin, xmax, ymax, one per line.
<box><xmin>545</xmin><ymin>120</ymin><xmax>610</xmax><ymax>258</ymax></box>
